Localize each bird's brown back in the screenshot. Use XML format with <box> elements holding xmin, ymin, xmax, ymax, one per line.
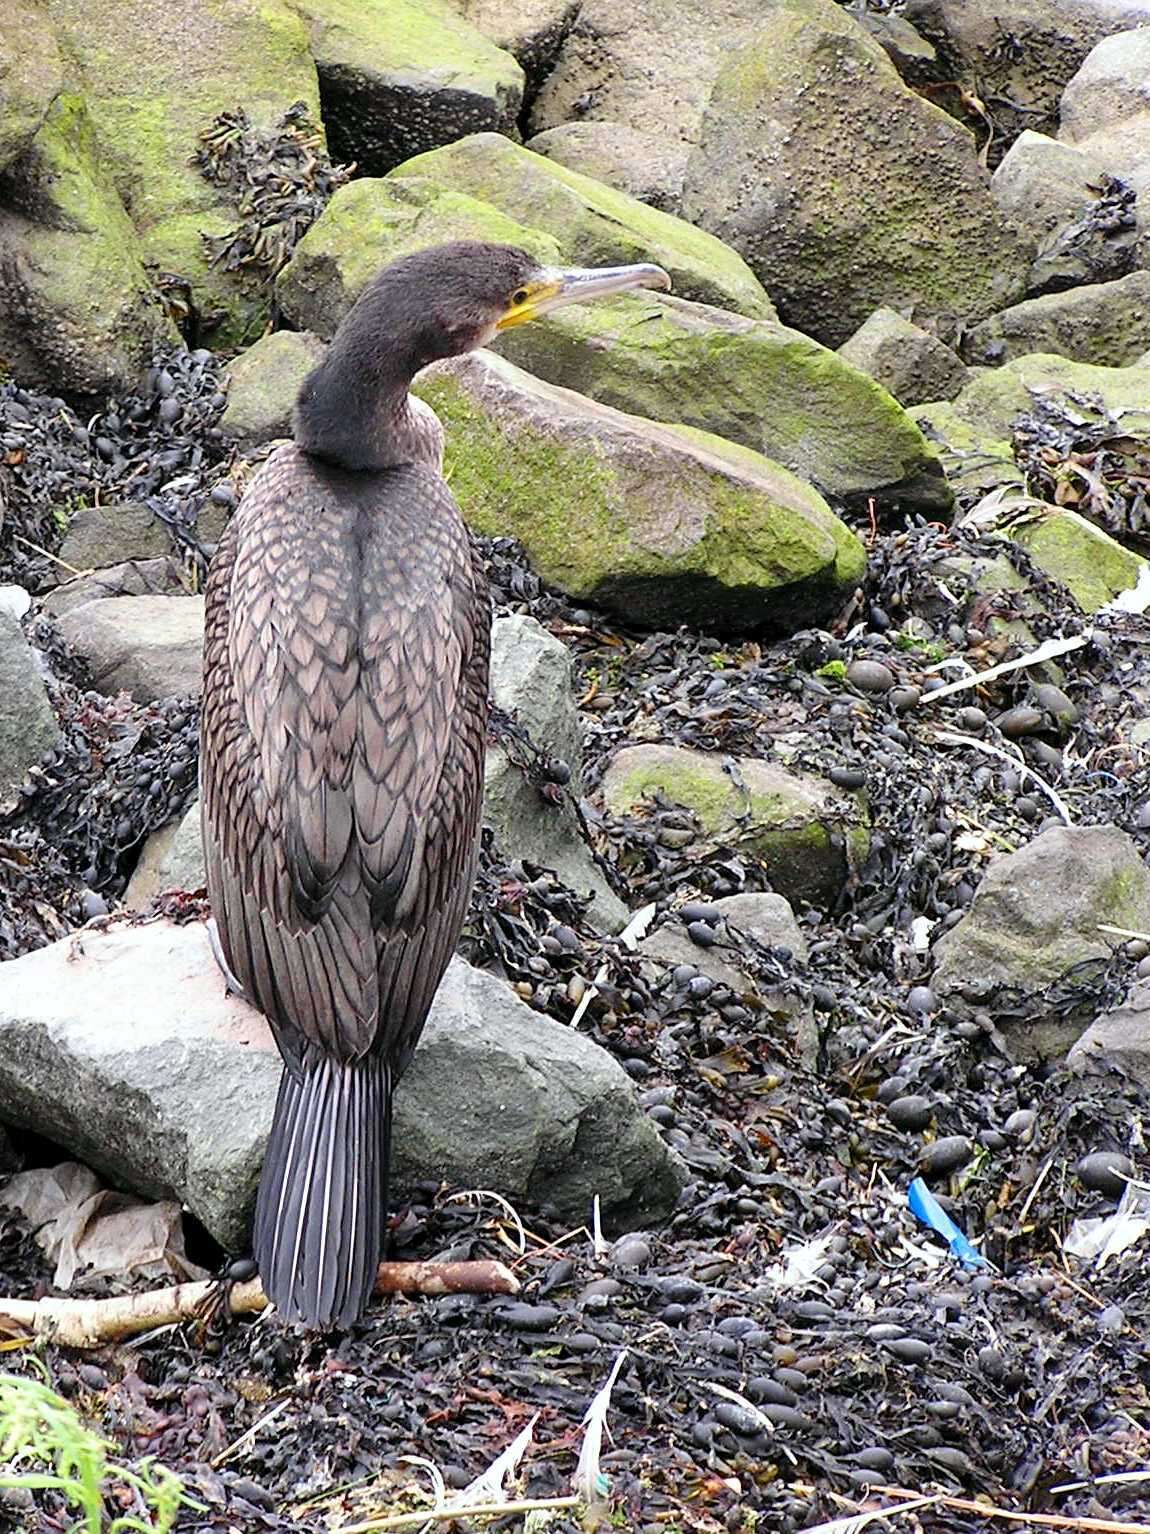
<box><xmin>200</xmin><ymin>443</ymin><xmax>490</xmax><ymax>1074</ymax></box>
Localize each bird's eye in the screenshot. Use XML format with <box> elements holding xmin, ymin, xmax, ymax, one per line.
<box><xmin>512</xmin><ymin>288</ymin><xmax>529</xmax><ymax>306</ymax></box>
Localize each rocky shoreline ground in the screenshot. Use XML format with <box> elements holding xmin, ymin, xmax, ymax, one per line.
<box><xmin>2</xmin><ymin>1</ymin><xmax>1150</xmax><ymax>1530</ymax></box>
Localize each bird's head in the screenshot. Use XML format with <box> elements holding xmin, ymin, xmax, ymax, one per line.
<box><xmin>353</xmin><ymin>241</ymin><xmax>673</xmax><ymax>367</ymax></box>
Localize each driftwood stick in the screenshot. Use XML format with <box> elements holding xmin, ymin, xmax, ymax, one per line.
<box><xmin>0</xmin><ymin>1261</ymin><xmax>520</xmax><ymax>1349</ymax></box>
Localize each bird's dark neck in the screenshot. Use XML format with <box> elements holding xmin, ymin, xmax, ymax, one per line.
<box><xmin>294</xmin><ymin>346</ymin><xmax>443</xmax><ymax>473</ymax></box>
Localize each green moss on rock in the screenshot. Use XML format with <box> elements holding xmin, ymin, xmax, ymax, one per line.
<box><xmin>388</xmin><ymin>133</ymin><xmax>774</xmax><ymax>318</ymax></box>
<box><xmin>0</xmin><ymin>91</ymin><xmax>176</xmax><ymax>395</ymax></box>
<box><xmin>493</xmin><ymin>292</ymin><xmax>949</xmax><ymax>513</ymax></box>
<box><xmin>296</xmin><ymin>0</ymin><xmax>524</xmax><ymax>174</ymax></box>
<box><xmin>947</xmin><ymin>353</ymin><xmax>1150</xmax><ymax>441</ymax></box>
<box><xmin>41</xmin><ymin>0</ymin><xmax>322</xmax><ymax>346</ymax></box>
<box><xmin>1004</xmin><ymin>509</ymin><xmax>1148</xmax><ymax>614</ymax></box>
<box><xmin>413</xmin><ymin>352</ymin><xmax>865</xmax><ymax>633</ymax></box>
<box><xmin>600</xmin><ymin>742</ymin><xmax>868</xmax><ymax>908</ymax></box>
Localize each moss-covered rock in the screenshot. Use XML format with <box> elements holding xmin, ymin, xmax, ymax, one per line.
<box><xmin>276</xmin><ymin>175</ymin><xmax>562</xmax><ymax>335</ymax></box>
<box><xmin>600</xmin><ymin>743</ymin><xmax>867</xmax><ymax>909</ymax></box>
<box><xmin>388</xmin><ymin>132</ymin><xmax>774</xmax><ymax>317</ymax></box>
<box><xmin>911</xmin><ymin>401</ymin><xmax>1024</xmax><ymax>504</ymax></box>
<box><xmin>41</xmin><ymin>0</ymin><xmax>322</xmax><ymax>346</ymax></box>
<box><xmin>1004</xmin><ymin>508</ymin><xmax>1148</xmax><ymax>614</ymax></box>
<box><xmin>413</xmin><ymin>349</ymin><xmax>865</xmax><ymax>635</ymax></box>
<box><xmin>0</xmin><ymin>92</ymin><xmax>176</xmax><ymax>396</ymax></box>
<box><xmin>681</xmin><ymin>0</ymin><xmax>1030</xmax><ymax>346</ymax></box>
<box><xmin>0</xmin><ymin>0</ymin><xmax>63</xmax><ymax>171</ymax></box>
<box><xmin>496</xmin><ymin>291</ymin><xmax>951</xmax><ymax>514</ymax></box>
<box><xmin>220</xmin><ymin>330</ymin><xmax>327</xmax><ymax>448</ymax></box>
<box><xmin>296</xmin><ymin>0</ymin><xmax>523</xmax><ymax>175</ymax></box>
<box><xmin>964</xmin><ymin>272</ymin><xmax>1150</xmax><ymax>369</ymax></box>
<box><xmin>945</xmin><ymin>353</ymin><xmax>1150</xmax><ymax>441</ymax></box>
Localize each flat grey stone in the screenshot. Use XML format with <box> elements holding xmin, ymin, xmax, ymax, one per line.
<box><xmin>0</xmin><ymin>609</ymin><xmax>60</xmax><ymax>810</ymax></box>
<box><xmin>56</xmin><ymin>595</ymin><xmax>205</xmax><ymax>702</ymax></box>
<box><xmin>43</xmin><ymin>558</ymin><xmax>187</xmax><ymax>620</ymax></box>
<box><xmin>933</xmin><ymin>824</ymin><xmax>1150</xmax><ymax>1058</ymax></box>
<box><xmin>123</xmin><ymin>800</ymin><xmax>205</xmax><ymax>908</ymax></box>
<box><xmin>0</xmin><ymin>920</ymin><xmax>684</xmax><ymax>1250</ymax></box>
<box><xmin>1070</xmin><ymin>977</ymin><xmax>1150</xmax><ymax>1089</ymax></box>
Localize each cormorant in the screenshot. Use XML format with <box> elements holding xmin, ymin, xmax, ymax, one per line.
<box><xmin>200</xmin><ymin>241</ymin><xmax>671</xmax><ymax>1329</ymax></box>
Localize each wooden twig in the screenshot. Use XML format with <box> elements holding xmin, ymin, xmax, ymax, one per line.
<box><xmin>337</xmin><ymin>1495</ymin><xmax>580</xmax><ymax>1532</ymax></box>
<box><xmin>870</xmin><ymin>1483</ymin><xmax>1150</xmax><ymax>1534</ymax></box>
<box><xmin>0</xmin><ymin>1261</ymin><xmax>520</xmax><ymax>1349</ymax></box>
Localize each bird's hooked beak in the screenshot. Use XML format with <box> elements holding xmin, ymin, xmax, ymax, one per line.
<box><xmin>495</xmin><ymin>262</ymin><xmax>672</xmax><ymax>330</ymax></box>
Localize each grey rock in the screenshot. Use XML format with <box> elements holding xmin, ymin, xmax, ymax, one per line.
<box><xmin>56</xmin><ymin>595</ymin><xmax>205</xmax><ymax>702</ymax></box>
<box><xmin>486</xmin><ymin>615</ymin><xmax>627</xmax><ymax>931</ymax></box>
<box><xmin>933</xmin><ymin>825</ymin><xmax>1150</xmax><ymax>1058</ymax></box>
<box><xmin>991</xmin><ymin>129</ymin><xmax>1112</xmax><ymax>245</ymax></box>
<box><xmin>0</xmin><ymin>609</ymin><xmax>60</xmax><ymax>811</ymax></box>
<box><xmin>682</xmin><ymin>0</ymin><xmax>1031</xmax><ymax>348</ymax></box>
<box><xmin>964</xmin><ymin>271</ymin><xmax>1150</xmax><ymax>368</ymax></box>
<box><xmin>1060</xmin><ymin>26</ymin><xmax>1150</xmax><ymax>145</ymax></box>
<box><xmin>527</xmin><ymin>0</ymin><xmax>768</xmax><ymax>208</ymax></box>
<box><xmin>415</xmin><ymin>349</ymin><xmax>865</xmax><ymax>637</ymax></box>
<box><xmin>0</xmin><ymin>920</ymin><xmax>685</xmax><ymax>1249</ymax></box>
<box><xmin>838</xmin><ymin>308</ymin><xmax>968</xmax><ymax>405</ymax></box>
<box><xmin>295</xmin><ymin>0</ymin><xmax>524</xmax><ymax>176</ymax></box>
<box><xmin>59</xmin><ymin>503</ymin><xmax>170</xmax><ymax>571</ymax></box>
<box><xmin>220</xmin><ymin>331</ymin><xmax>327</xmax><ymax>449</ymax></box>
<box><xmin>712</xmin><ymin>893</ymin><xmax>810</xmax><ymax>960</ymax></box>
<box><xmin>446</xmin><ymin>0</ymin><xmax>579</xmax><ymax>92</ymax></box>
<box><xmin>526</xmin><ymin>123</ymin><xmax>688</xmax><ymax>213</ymax></box>
<box><xmin>1070</xmin><ymin>977</ymin><xmax>1150</xmax><ymax>1090</ymax></box>
<box><xmin>43</xmin><ymin>558</ymin><xmax>188</xmax><ymax>619</ymax></box>
<box><xmin>856</xmin><ymin>11</ymin><xmax>937</xmax><ymax>77</ymax></box>
<box><xmin>123</xmin><ymin>800</ymin><xmax>205</xmax><ymax>909</ymax></box>
<box><xmin>905</xmin><ymin>0</ymin><xmax>1150</xmax><ymax>140</ymax></box>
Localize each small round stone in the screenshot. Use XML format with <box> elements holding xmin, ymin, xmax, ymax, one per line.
<box><xmin>997</xmin><ymin>706</ymin><xmax>1044</xmax><ymax>738</ymax></box>
<box><xmin>847</xmin><ymin>659</ymin><xmax>896</xmax><ymax>693</ymax></box>
<box><xmin>886</xmin><ymin>1094</ymin><xmax>934</xmax><ymax>1132</ymax></box>
<box><xmin>919</xmin><ymin>1135</ymin><xmax>974</xmax><ymax>1179</ymax></box>
<box><xmin>829</xmin><ymin>765</ymin><xmax>867</xmax><ymax>789</ymax></box>
<box><xmin>906</xmin><ymin>985</ymin><xmax>935</xmax><ymax>1015</ymax></box>
<box><xmin>1076</xmin><ymin>1151</ymin><xmax>1134</xmax><ymax>1199</ymax></box>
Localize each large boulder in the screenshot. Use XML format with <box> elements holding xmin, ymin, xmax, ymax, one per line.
<box><xmin>494</xmin><ymin>292</ymin><xmax>952</xmax><ymax>515</ymax></box>
<box><xmin>0</xmin><ymin>919</ymin><xmax>686</xmax><ymax>1249</ymax></box>
<box><xmin>989</xmin><ymin>128</ymin><xmax>1139</xmax><ymax>301</ymax></box>
<box><xmin>599</xmin><ymin>743</ymin><xmax>868</xmax><ymax>909</ymax></box>
<box><xmin>388</xmin><ymin>133</ymin><xmax>775</xmax><ymax>317</ymax></box>
<box><xmin>39</xmin><ymin>0</ymin><xmax>322</xmax><ymax>346</ymax></box>
<box><xmin>0</xmin><ymin>0</ymin><xmax>64</xmax><ymax>172</ymax></box>
<box><xmin>525</xmin><ymin>123</ymin><xmax>688</xmax><ymax>214</ymax></box>
<box><xmin>526</xmin><ymin>0</ymin><xmax>770</xmax><ymax>212</ymax></box>
<box><xmin>56</xmin><ymin>595</ymin><xmax>205</xmax><ymax>702</ymax></box>
<box><xmin>414</xmin><ymin>349</ymin><xmax>866</xmax><ymax>635</ymax></box>
<box><xmin>932</xmin><ymin>825</ymin><xmax>1150</xmax><ymax>1058</ymax></box>
<box><xmin>442</xmin><ymin>0</ymin><xmax>577</xmax><ymax>96</ymax></box>
<box><xmin>295</xmin><ymin>0</ymin><xmax>524</xmax><ymax>175</ymax></box>
<box><xmin>1006</xmin><ymin>508</ymin><xmax>1148</xmax><ymax>615</ymax></box>
<box><xmin>0</xmin><ymin>93</ymin><xmax>176</xmax><ymax>396</ymax></box>
<box><xmin>681</xmin><ymin>0</ymin><xmax>1030</xmax><ymax>347</ymax></box>
<box><xmin>943</xmin><ymin>351</ymin><xmax>1150</xmax><ymax>438</ymax></box>
<box><xmin>963</xmin><ymin>272</ymin><xmax>1150</xmax><ymax>368</ymax></box>
<box><xmin>1059</xmin><ymin>26</ymin><xmax>1150</xmax><ymax>169</ymax></box>
<box><xmin>0</xmin><ymin>610</ymin><xmax>60</xmax><ymax>811</ymax></box>
<box><xmin>904</xmin><ymin>1</ymin><xmax>1150</xmax><ymax>141</ymax></box>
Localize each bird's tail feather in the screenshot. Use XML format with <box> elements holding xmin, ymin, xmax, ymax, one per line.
<box><xmin>254</xmin><ymin>1051</ymin><xmax>391</xmax><ymax>1329</ymax></box>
